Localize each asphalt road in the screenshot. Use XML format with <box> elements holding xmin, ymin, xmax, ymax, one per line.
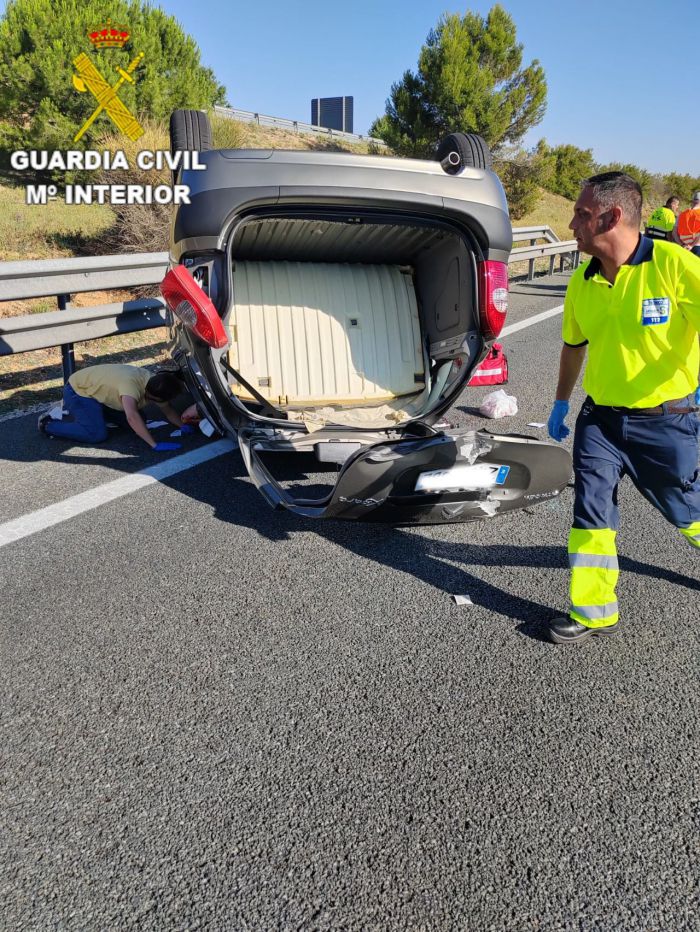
<box><xmin>1</xmin><ymin>273</ymin><xmax>698</xmax><ymax>931</ymax></box>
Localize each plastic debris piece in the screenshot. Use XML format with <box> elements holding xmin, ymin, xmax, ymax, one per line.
<box><xmin>170</xmin><ymin>428</ymin><xmax>183</xmax><ymax>437</ymax></box>
<box><xmin>451</xmin><ymin>594</ymin><xmax>473</xmax><ymax>606</ymax></box>
<box><xmin>146</xmin><ymin>419</ymin><xmax>168</xmax><ymax>429</ymax></box>
<box><xmin>199</xmin><ymin>418</ymin><xmax>215</xmax><ymax>437</ymax></box>
<box><xmin>527</xmin><ymin>422</ymin><xmax>545</xmax><ymax>428</ymax></box>
<box><xmin>479</xmin><ymin>389</ymin><xmax>518</xmax><ymax>419</ymax></box>
<box><xmin>459</xmin><ymin>432</ymin><xmax>494</xmax><ymax>464</ymax></box>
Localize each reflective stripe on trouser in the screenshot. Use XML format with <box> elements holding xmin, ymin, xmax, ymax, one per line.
<box><xmin>568</xmin><ymin>527</ymin><xmax>620</xmax><ymax>628</ymax></box>
<box><xmin>679</xmin><ymin>521</ymin><xmax>700</xmax><ymax>549</ymax></box>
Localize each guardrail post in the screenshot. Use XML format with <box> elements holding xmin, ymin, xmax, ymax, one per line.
<box><xmin>57</xmin><ymin>293</ymin><xmax>75</xmax><ymax>382</ymax></box>
<box><xmin>528</xmin><ymin>239</ymin><xmax>536</xmax><ymax>281</ymax></box>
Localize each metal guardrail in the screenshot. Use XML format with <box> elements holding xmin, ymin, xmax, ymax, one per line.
<box><xmin>214</xmin><ymin>105</ymin><xmax>387</xmax><ymax>148</ymax></box>
<box><xmin>0</xmin><ymin>253</ymin><xmax>169</xmax><ymax>301</ymax></box>
<box><xmin>510</xmin><ymin>225</ymin><xmax>580</xmax><ymax>280</ymax></box>
<box><xmin>511</xmin><ymin>225</ymin><xmax>560</xmax><ymax>243</ymax></box>
<box><xmin>0</xmin><ymin>252</ymin><xmax>169</xmax><ymax>380</ymax></box>
<box><xmin>1</xmin><ymin>299</ymin><xmax>167</xmax><ymax>354</ymax></box>
<box><xmin>0</xmin><ymin>227</ymin><xmax>579</xmax><ymax>379</ymax></box>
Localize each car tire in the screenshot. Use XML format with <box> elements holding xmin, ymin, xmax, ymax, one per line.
<box><xmin>169</xmin><ymin>110</ymin><xmax>212</xmax><ymax>182</ymax></box>
<box><xmin>436</xmin><ymin>132</ymin><xmax>492</xmax><ymax>173</ymax></box>
<box><xmin>170</xmin><ymin>109</ymin><xmax>212</xmax><ymax>153</ymax></box>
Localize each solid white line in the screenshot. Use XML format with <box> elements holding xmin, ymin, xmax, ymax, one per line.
<box><xmin>0</xmin><ymin>438</ymin><xmax>237</xmax><ymax>550</ymax></box>
<box><xmin>500</xmin><ymin>304</ymin><xmax>564</xmax><ymax>337</ymax></box>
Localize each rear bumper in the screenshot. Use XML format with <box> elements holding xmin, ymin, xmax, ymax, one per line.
<box><xmin>239</xmin><ymin>427</ymin><xmax>572</xmax><ymax>524</ymax></box>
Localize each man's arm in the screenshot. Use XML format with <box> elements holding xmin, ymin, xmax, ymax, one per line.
<box><xmin>122</xmin><ymin>395</ymin><xmax>157</xmax><ymax>448</ymax></box>
<box><xmin>555</xmin><ymin>344</ymin><xmax>587</xmax><ymax>400</ymax></box>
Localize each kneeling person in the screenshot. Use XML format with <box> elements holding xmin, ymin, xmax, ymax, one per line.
<box><xmin>39</xmin><ymin>364</ymin><xmax>187</xmax><ymax>452</ymax></box>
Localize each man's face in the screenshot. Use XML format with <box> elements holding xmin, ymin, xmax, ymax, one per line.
<box><xmin>670</xmin><ymin>198</ymin><xmax>680</xmax><ymax>214</ymax></box>
<box><xmin>569</xmin><ymin>186</ymin><xmax>612</xmax><ymax>256</ymax></box>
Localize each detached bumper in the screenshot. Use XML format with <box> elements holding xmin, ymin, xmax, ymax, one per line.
<box><xmin>239</xmin><ymin>427</ymin><xmax>572</xmax><ymax>524</ymax></box>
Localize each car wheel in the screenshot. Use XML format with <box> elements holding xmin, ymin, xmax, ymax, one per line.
<box><xmin>169</xmin><ymin>110</ymin><xmax>212</xmax><ymax>182</ymax></box>
<box><xmin>170</xmin><ymin>109</ymin><xmax>212</xmax><ymax>153</ymax></box>
<box><xmin>436</xmin><ymin>132</ymin><xmax>492</xmax><ymax>173</ymax></box>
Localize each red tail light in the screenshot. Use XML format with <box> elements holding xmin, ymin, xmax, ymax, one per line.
<box><xmin>160</xmin><ymin>265</ymin><xmax>228</xmax><ymax>349</ymax></box>
<box><xmin>477</xmin><ymin>260</ymin><xmax>508</xmax><ymax>339</ymax></box>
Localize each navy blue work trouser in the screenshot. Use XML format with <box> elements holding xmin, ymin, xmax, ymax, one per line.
<box><xmin>44</xmin><ymin>383</ymin><xmax>127</xmax><ymax>443</ymax></box>
<box><xmin>567</xmin><ymin>397</ymin><xmax>700</xmax><ymax>627</ymax></box>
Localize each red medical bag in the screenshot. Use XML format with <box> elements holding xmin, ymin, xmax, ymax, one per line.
<box><xmin>468</xmin><ymin>342</ymin><xmax>509</xmax><ymax>386</ymax></box>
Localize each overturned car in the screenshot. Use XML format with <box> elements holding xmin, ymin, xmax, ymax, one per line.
<box><xmin>161</xmin><ymin>110</ymin><xmax>571</xmax><ymax>524</ymax></box>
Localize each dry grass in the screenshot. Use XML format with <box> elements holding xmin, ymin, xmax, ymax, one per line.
<box><xmin>226</xmin><ymin>117</ymin><xmax>377</xmax><ymax>154</ymax></box>
<box><xmin>0</xmin><ymin>184</ymin><xmax>114</xmax><ymax>261</ymax></box>
<box><xmin>517</xmin><ymin>188</ymin><xmax>574</xmax><ymax>240</ymax></box>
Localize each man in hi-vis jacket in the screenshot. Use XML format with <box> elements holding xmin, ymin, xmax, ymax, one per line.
<box><xmin>546</xmin><ymin>172</ymin><xmax>700</xmax><ymax>645</ymax></box>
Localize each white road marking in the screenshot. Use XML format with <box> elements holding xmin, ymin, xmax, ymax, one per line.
<box><xmin>501</xmin><ymin>304</ymin><xmax>564</xmax><ymax>337</ymax></box>
<box><xmin>0</xmin><ymin>438</ymin><xmax>236</xmax><ymax>549</ymax></box>
<box><xmin>0</xmin><ymin>301</ymin><xmax>566</xmax><ymax>549</ymax></box>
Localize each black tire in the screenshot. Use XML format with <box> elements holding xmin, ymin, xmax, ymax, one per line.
<box><xmin>170</xmin><ymin>109</ymin><xmax>212</xmax><ymax>153</ymax></box>
<box><xmin>169</xmin><ymin>110</ymin><xmax>212</xmax><ymax>182</ymax></box>
<box><xmin>436</xmin><ymin>132</ymin><xmax>492</xmax><ymax>173</ymax></box>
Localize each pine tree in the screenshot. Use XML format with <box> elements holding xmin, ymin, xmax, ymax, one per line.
<box><xmin>0</xmin><ymin>0</ymin><xmax>227</xmax><ymax>151</ymax></box>
<box><xmin>370</xmin><ymin>5</ymin><xmax>546</xmax><ymax>157</ymax></box>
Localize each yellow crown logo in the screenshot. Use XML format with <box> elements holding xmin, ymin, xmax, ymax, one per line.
<box><xmin>88</xmin><ymin>20</ymin><xmax>130</xmax><ymax>49</ymax></box>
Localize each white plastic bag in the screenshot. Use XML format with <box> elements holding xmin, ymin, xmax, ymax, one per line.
<box><xmin>478</xmin><ymin>388</ymin><xmax>518</xmax><ymax>419</ymax></box>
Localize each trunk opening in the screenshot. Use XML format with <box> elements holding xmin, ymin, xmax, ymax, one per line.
<box><xmin>221</xmin><ymin>213</ymin><xmax>483</xmax><ymax>431</ymax></box>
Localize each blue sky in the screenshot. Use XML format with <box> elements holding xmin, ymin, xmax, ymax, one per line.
<box><xmin>4</xmin><ymin>0</ymin><xmax>697</xmax><ymax>175</ymax></box>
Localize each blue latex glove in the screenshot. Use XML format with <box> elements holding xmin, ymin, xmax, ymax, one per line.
<box><xmin>179</xmin><ymin>424</ymin><xmax>196</xmax><ymax>435</ymax></box>
<box><xmin>547</xmin><ymin>400</ymin><xmax>570</xmax><ymax>442</ymax></box>
<box><xmin>153</xmin><ymin>441</ymin><xmax>182</xmax><ymax>452</ymax></box>
<box><xmin>695</xmin><ymin>386</ymin><xmax>700</xmax><ymax>406</ymax></box>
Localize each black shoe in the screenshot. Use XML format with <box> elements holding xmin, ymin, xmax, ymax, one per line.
<box><xmin>37</xmin><ymin>413</ymin><xmax>51</xmax><ymax>434</ymax></box>
<box><xmin>547</xmin><ymin>616</ymin><xmax>619</xmax><ymax>644</ymax></box>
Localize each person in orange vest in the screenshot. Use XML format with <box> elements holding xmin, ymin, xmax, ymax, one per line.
<box><xmin>673</xmin><ymin>193</ymin><xmax>700</xmax><ymax>407</ymax></box>
<box><xmin>673</xmin><ymin>192</ymin><xmax>700</xmax><ymax>257</ymax></box>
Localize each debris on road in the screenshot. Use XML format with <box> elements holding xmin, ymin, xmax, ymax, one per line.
<box><xmin>451</xmin><ymin>593</ymin><xmax>474</xmax><ymax>606</ymax></box>
<box><xmin>479</xmin><ymin>389</ymin><xmax>518</xmax><ymax>419</ymax></box>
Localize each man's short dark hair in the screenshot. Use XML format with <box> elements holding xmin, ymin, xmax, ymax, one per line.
<box><xmin>583</xmin><ymin>171</ymin><xmax>642</xmax><ymax>229</ymax></box>
<box><xmin>665</xmin><ymin>195</ymin><xmax>679</xmax><ymax>208</ymax></box>
<box><xmin>146</xmin><ymin>371</ymin><xmax>183</xmax><ymax>402</ymax></box>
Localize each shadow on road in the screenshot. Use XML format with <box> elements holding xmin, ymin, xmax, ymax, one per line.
<box><xmin>4</xmin><ymin>419</ymin><xmax>697</xmax><ymax>643</ymax></box>
<box><xmin>163</xmin><ymin>449</ymin><xmax>700</xmax><ymax>642</ymax></box>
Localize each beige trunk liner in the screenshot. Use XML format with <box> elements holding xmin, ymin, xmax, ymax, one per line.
<box><xmin>228</xmin><ymin>261</ymin><xmax>426</xmax><ymax>426</ymax></box>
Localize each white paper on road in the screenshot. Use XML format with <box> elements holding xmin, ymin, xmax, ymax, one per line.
<box><xmin>451</xmin><ymin>594</ymin><xmax>474</xmax><ymax>606</ymax></box>
<box><xmin>527</xmin><ymin>422</ymin><xmax>546</xmax><ymax>428</ymax></box>
<box><xmin>146</xmin><ymin>419</ymin><xmax>168</xmax><ymax>429</ymax></box>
